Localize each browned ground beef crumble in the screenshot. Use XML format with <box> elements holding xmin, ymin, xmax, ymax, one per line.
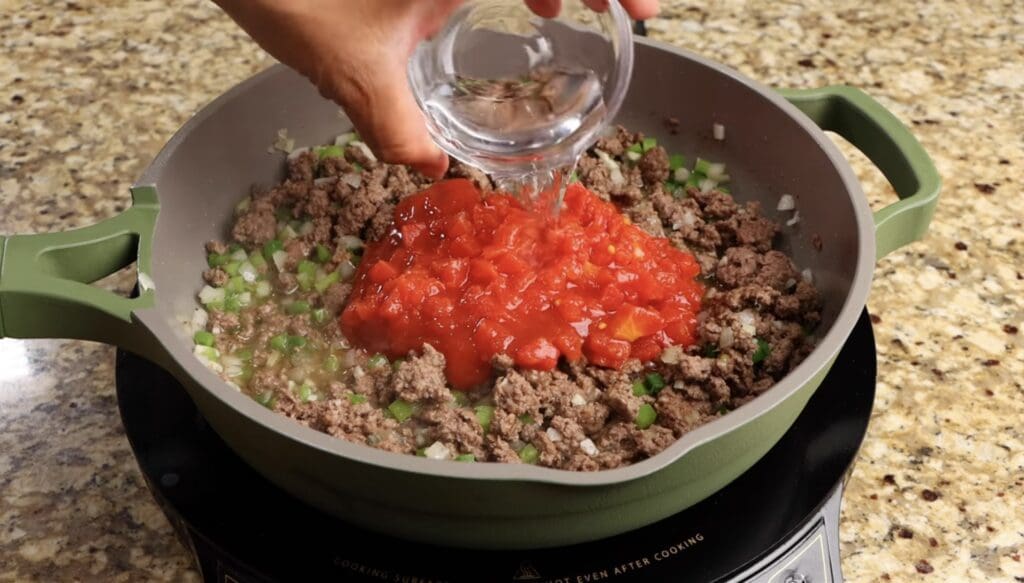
<box><xmin>200</xmin><ymin>126</ymin><xmax>821</xmax><ymax>471</ymax></box>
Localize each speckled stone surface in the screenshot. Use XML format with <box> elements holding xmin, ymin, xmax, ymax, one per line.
<box><xmin>0</xmin><ymin>0</ymin><xmax>1020</xmax><ymax>581</ymax></box>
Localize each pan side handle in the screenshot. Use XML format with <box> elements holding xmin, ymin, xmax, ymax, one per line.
<box><xmin>0</xmin><ymin>186</ymin><xmax>160</xmax><ymax>356</ymax></box>
<box><xmin>780</xmin><ymin>86</ymin><xmax>941</xmax><ymax>260</ymax></box>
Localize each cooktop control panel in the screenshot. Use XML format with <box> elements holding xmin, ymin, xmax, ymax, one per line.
<box><xmin>741</xmin><ymin>484</ymin><xmax>844</xmax><ymax>583</ymax></box>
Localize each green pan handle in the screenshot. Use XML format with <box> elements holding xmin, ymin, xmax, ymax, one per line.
<box><xmin>0</xmin><ymin>186</ymin><xmax>159</xmax><ymax>351</ymax></box>
<box><xmin>779</xmin><ymin>86</ymin><xmax>941</xmax><ymax>259</ymax></box>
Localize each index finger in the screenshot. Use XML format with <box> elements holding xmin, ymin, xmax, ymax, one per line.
<box><xmin>528</xmin><ymin>0</ymin><xmax>660</xmax><ymax>19</ymax></box>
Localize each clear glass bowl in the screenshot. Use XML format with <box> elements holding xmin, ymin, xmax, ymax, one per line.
<box><xmin>409</xmin><ymin>0</ymin><xmax>634</xmax><ymax>184</ymax></box>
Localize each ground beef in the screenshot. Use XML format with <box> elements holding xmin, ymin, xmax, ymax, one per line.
<box><xmin>625</xmin><ymin>199</ymin><xmax>665</xmax><ymax>237</ymax></box>
<box><xmin>386</xmin><ymin>165</ymin><xmax>428</xmax><ymax>199</ymax></box>
<box><xmin>447</xmin><ymin>160</ymin><xmax>493</xmax><ymax>192</ymax></box>
<box><xmin>197</xmin><ymin>125</ymin><xmax>822</xmax><ymax>470</ymax></box>
<box><xmin>390</xmin><ymin>345</ymin><xmax>450</xmax><ymax>403</ymax></box>
<box><xmin>319</xmin><ymin>156</ymin><xmax>357</xmax><ymax>177</ymax></box>
<box><xmin>321</xmin><ymin>282</ymin><xmax>352</xmax><ymax>315</ymax></box>
<box><xmin>206</xmin><ymin>240</ymin><xmax>228</xmax><ymax>255</ymax></box>
<box><xmin>655</xmin><ymin>389</ymin><xmax>712</xmax><ymax>437</ymax></box>
<box><xmin>716</xmin><ymin>203</ymin><xmax>778</xmax><ymax>252</ymax></box>
<box><xmin>575</xmin><ymin>154</ymin><xmax>615</xmax><ymax>200</ymax></box>
<box><xmin>364</xmin><ymin>202</ymin><xmax>395</xmax><ymax>242</ymax></box>
<box><xmin>317</xmin><ymin>399</ymin><xmax>400</xmax><ymax>445</ymax></box>
<box><xmin>345</xmin><ymin>143</ymin><xmax>379</xmax><ymax>170</ymax></box>
<box><xmin>232</xmin><ymin>202</ymin><xmax>278</xmax><ymax>246</ymax></box>
<box><xmin>494</xmin><ymin>370</ymin><xmax>543</xmax><ymax>418</ymax></box>
<box><xmin>716</xmin><ymin>247</ymin><xmax>797</xmax><ymax>290</ymax></box>
<box><xmin>638</xmin><ymin>146</ymin><xmax>670</xmax><ymax>184</ymax></box>
<box><xmin>203</xmin><ymin>268</ymin><xmax>229</xmax><ymax>287</ymax></box>
<box><xmin>283</xmin><ymin>239</ymin><xmax>312</xmax><ymax>271</ymax></box>
<box><xmin>430</xmin><ymin>407</ymin><xmax>486</xmax><ymax>458</ymax></box>
<box><xmin>336</xmin><ymin>167</ymin><xmax>392</xmax><ymax>237</ymax></box>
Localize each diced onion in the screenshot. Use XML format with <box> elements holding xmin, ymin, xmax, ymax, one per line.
<box><xmin>713</xmin><ymin>123</ymin><xmax>726</xmax><ymax>141</ymax></box>
<box><xmin>286</xmin><ymin>146</ymin><xmax>309</xmax><ymax>161</ymax></box>
<box><xmin>802</xmin><ymin>268</ymin><xmax>814</xmax><ymax>284</ymax></box>
<box><xmin>673</xmin><ymin>167</ymin><xmax>690</xmax><ymax>183</ymax></box>
<box><xmin>273</xmin><ymin>128</ymin><xmax>296</xmax><ymax>154</ymax></box>
<box><xmin>595</xmin><ymin>149</ymin><xmax>626</xmax><ymax>187</ymax></box>
<box><xmin>341</xmin><ymin>172</ymin><xmax>362</xmax><ymax>189</ymax></box>
<box><xmin>786</xmin><ymin>211</ymin><xmax>801</xmax><ymax>227</ymax></box>
<box><xmin>255</xmin><ymin>281</ymin><xmax>272</xmax><ymax>297</ymax></box>
<box><xmin>571</xmin><ymin>393</ymin><xmax>587</xmax><ymax>407</ymax></box>
<box><xmin>298</xmin><ymin>221</ymin><xmax>315</xmax><ymax>236</ymax></box>
<box><xmin>704</xmin><ymin>165</ymin><xmax>727</xmax><ymax>183</ymax></box>
<box><xmin>234</xmin><ymin>197</ymin><xmax>251</xmax><ymax>215</ymax></box>
<box><xmin>351</xmin><ymin>141</ymin><xmax>377</xmax><ymax>163</ymax></box>
<box><xmin>137</xmin><ymin>272</ymin><xmax>155</xmax><ymax>292</ymax></box>
<box><xmin>738</xmin><ymin>310</ymin><xmax>757</xmax><ymax>336</ymax></box>
<box><xmin>339</xmin><ymin>260</ymin><xmax>357</xmax><ymax>282</ymax></box>
<box><xmin>338</xmin><ymin>235</ymin><xmax>364</xmax><ymax>250</ymax></box>
<box><xmin>272</xmin><ymin>250</ymin><xmax>288</xmax><ymax>272</ymax></box>
<box><xmin>625</xmin><ymin>151</ymin><xmax>642</xmax><ymax>162</ymax></box>
<box><xmin>198</xmin><ymin>285</ymin><xmax>225</xmax><ymax>305</ymax></box>
<box><xmin>579</xmin><ymin>438</ymin><xmax>599</xmax><ymax>456</ymax></box>
<box><xmin>239</xmin><ymin>261</ymin><xmax>258</xmax><ymax>283</ymax></box>
<box><xmin>230</xmin><ymin>249</ymin><xmax>248</xmax><ymax>262</ymax></box>
<box><xmin>679</xmin><ymin>210</ymin><xmax>697</xmax><ymax>228</ymax></box>
<box><xmin>719</xmin><ymin>327</ymin><xmax>735</xmax><ymax>349</ymax></box>
<box><xmin>424</xmin><ymin>441</ymin><xmax>451</xmax><ymax>460</ymax></box>
<box><xmin>546</xmin><ymin>427</ymin><xmax>563</xmax><ymax>442</ymax></box>
<box><xmin>193</xmin><ymin>345</ymin><xmax>223</xmax><ymax>372</ymax></box>
<box><xmin>279</xmin><ymin>224</ymin><xmax>298</xmax><ymax>241</ymax></box>
<box><xmin>340</xmin><ymin>350</ymin><xmax>359</xmax><ymax>369</ymax></box>
<box><xmin>334</xmin><ymin>132</ymin><xmax>357</xmax><ymax>146</ymax></box>
<box><xmin>660</xmin><ymin>346</ymin><xmax>683</xmax><ymax>364</ymax></box>
<box><xmin>314</xmin><ymin>176</ymin><xmax>337</xmax><ymax>187</ymax></box>
<box><xmin>222</xmin><ymin>356</ymin><xmax>244</xmax><ymax>378</ymax></box>
<box><xmin>236</xmin><ymin>292</ymin><xmax>252</xmax><ymax>307</ymax></box>
<box><xmin>777</xmin><ymin>194</ymin><xmax>795</xmax><ymax>211</ymax></box>
<box><xmin>699</xmin><ymin>178</ymin><xmax>718</xmax><ymax>193</ymax></box>
<box><xmin>191</xmin><ymin>308</ymin><xmax>208</xmax><ymax>332</ymax></box>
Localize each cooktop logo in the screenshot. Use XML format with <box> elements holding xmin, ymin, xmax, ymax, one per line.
<box><xmin>512</xmin><ymin>562</ymin><xmax>542</xmax><ymax>581</ymax></box>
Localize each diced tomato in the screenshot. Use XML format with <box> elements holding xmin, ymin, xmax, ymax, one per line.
<box><xmin>367</xmin><ymin>260</ymin><xmax>399</xmax><ymax>284</ymax></box>
<box><xmin>449</xmin><ymin>234</ymin><xmax>480</xmax><ymax>258</ymax></box>
<box><xmin>551</xmin><ymin>327</ymin><xmax>584</xmax><ymax>362</ymax></box>
<box><xmin>516</xmin><ymin>337</ymin><xmax>559</xmax><ymax>370</ymax></box>
<box><xmin>494</xmin><ymin>252</ymin><xmax>529</xmax><ymax>276</ymax></box>
<box><xmin>553</xmin><ymin>294</ymin><xmax>587</xmax><ymax>322</ymax></box>
<box><xmin>584</xmin><ymin>330</ymin><xmax>632</xmax><ymax>369</ymax></box>
<box><xmin>475</xmin><ymin>319</ymin><xmax>514</xmax><ymax>358</ymax></box>
<box><xmin>608</xmin><ymin>305</ymin><xmax>663</xmax><ymax>342</ymax></box>
<box><xmin>340</xmin><ymin>178</ymin><xmax>704</xmax><ymax>389</ymax></box>
<box><xmin>630</xmin><ymin>335</ymin><xmax>663</xmax><ymax>362</ymax></box>
<box><xmin>445</xmin><ymin>212</ymin><xmax>474</xmax><ymax>239</ymax></box>
<box><xmin>599</xmin><ymin>285</ymin><xmax>626</xmax><ymax>311</ymax></box>
<box><xmin>400</xmin><ymin>222</ymin><xmax>425</xmax><ymax>247</ymax></box>
<box><xmin>432</xmin><ymin>259</ymin><xmax>468</xmax><ymax>289</ymax></box>
<box><xmin>664</xmin><ymin>318</ymin><xmax>699</xmax><ymax>345</ymax></box>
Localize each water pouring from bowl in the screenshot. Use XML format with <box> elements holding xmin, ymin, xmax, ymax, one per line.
<box><xmin>408</xmin><ymin>0</ymin><xmax>635</xmax><ymax>208</ymax></box>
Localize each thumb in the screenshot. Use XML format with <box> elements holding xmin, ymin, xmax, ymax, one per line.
<box><xmin>318</xmin><ymin>57</ymin><xmax>449</xmax><ymax>179</ymax></box>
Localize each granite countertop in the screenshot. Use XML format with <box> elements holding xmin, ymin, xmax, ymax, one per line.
<box><xmin>1</xmin><ymin>0</ymin><xmax>1020</xmax><ymax>581</ymax></box>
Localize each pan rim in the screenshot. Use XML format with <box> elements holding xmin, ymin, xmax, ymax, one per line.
<box><xmin>134</xmin><ymin>36</ymin><xmax>876</xmax><ymax>488</ymax></box>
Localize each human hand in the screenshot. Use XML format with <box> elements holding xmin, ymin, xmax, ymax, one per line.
<box><xmin>214</xmin><ymin>0</ymin><xmax>660</xmax><ymax>178</ymax></box>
